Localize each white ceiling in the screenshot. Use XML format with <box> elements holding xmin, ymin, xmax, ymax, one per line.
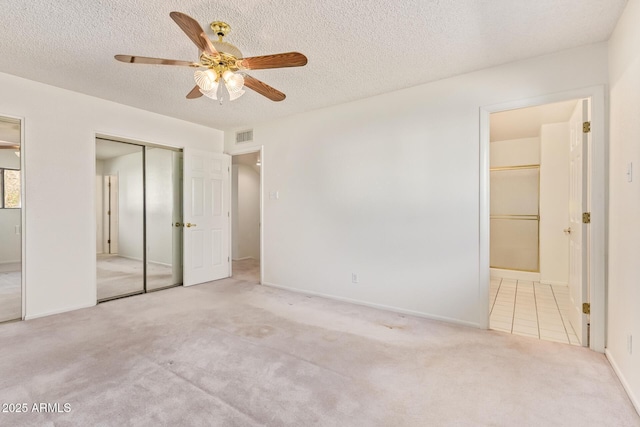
<box><xmin>490</xmin><ymin>99</ymin><xmax>579</xmax><ymax>142</ymax></box>
<box><xmin>0</xmin><ymin>1</ymin><xmax>627</xmax><ymax>131</ymax></box>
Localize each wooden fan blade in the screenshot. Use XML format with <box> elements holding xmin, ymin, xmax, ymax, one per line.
<box><xmin>236</xmin><ymin>52</ymin><xmax>307</xmax><ymax>70</ymax></box>
<box><xmin>170</xmin><ymin>12</ymin><xmax>219</xmax><ymax>57</ymax></box>
<box><xmin>186</xmin><ymin>85</ymin><xmax>203</xmax><ymax>99</ymax></box>
<box><xmin>243</xmin><ymin>74</ymin><xmax>286</xmax><ymax>102</ymax></box>
<box><xmin>0</xmin><ymin>141</ymin><xmax>19</xmax><ymax>149</ymax></box>
<box><xmin>115</xmin><ymin>55</ymin><xmax>200</xmax><ymax>67</ymax></box>
<box><xmin>199</xmin><ymin>32</ymin><xmax>219</xmax><ymax>57</ymax></box>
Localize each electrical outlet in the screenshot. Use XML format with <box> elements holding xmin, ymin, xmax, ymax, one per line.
<box><xmin>351</xmin><ymin>273</ymin><xmax>358</xmax><ymax>284</ymax></box>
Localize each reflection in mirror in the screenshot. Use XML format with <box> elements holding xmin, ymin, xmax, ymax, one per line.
<box><xmin>95</xmin><ymin>139</ymin><xmax>144</xmax><ymax>301</ymax></box>
<box><xmin>0</xmin><ymin>116</ymin><xmax>22</xmax><ymax>322</ymax></box>
<box><xmin>146</xmin><ymin>148</ymin><xmax>182</xmax><ymax>291</ymax></box>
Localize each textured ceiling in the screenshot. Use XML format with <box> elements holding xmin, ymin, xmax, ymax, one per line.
<box><xmin>0</xmin><ymin>0</ymin><xmax>627</xmax><ymax>131</ymax></box>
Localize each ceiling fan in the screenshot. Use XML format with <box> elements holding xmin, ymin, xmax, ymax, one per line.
<box><xmin>0</xmin><ymin>141</ymin><xmax>19</xmax><ymax>150</ymax></box>
<box><xmin>115</xmin><ymin>11</ymin><xmax>307</xmax><ymax>103</ymax></box>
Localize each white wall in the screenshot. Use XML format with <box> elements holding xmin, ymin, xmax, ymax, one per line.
<box><xmin>539</xmin><ymin>123</ymin><xmax>570</xmax><ymax>285</ymax></box>
<box><xmin>145</xmin><ymin>148</ymin><xmax>175</xmax><ymax>266</ymax></box>
<box><xmin>490</xmin><ymin>137</ymin><xmax>540</xmax><ymax>167</ymax></box>
<box><xmin>0</xmin><ymin>147</ymin><xmax>21</xmax><ymax>264</ymax></box>
<box><xmin>102</xmin><ymin>151</ymin><xmax>143</xmax><ymax>260</ymax></box>
<box><xmin>0</xmin><ymin>150</ymin><xmax>20</xmax><ymax>169</ymax></box>
<box><xmin>0</xmin><ymin>71</ymin><xmax>223</xmax><ymax>319</ymax></box>
<box><xmin>232</xmin><ymin>164</ymin><xmax>260</xmax><ymax>260</ymax></box>
<box><xmin>225</xmin><ymin>43</ymin><xmax>608</xmax><ymax>326</ymax></box>
<box><xmin>0</xmin><ymin>209</ymin><xmax>20</xmax><ymax>264</ymax></box>
<box><xmin>607</xmin><ymin>0</ymin><xmax>640</xmax><ymax>412</ymax></box>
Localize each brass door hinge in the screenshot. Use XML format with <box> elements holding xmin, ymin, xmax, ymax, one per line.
<box><xmin>582</xmin><ymin>212</ymin><xmax>591</xmax><ymax>224</ymax></box>
<box><xmin>582</xmin><ymin>303</ymin><xmax>590</xmax><ymax>314</ymax></box>
<box><xmin>583</xmin><ymin>121</ymin><xmax>591</xmax><ymax>133</ymax></box>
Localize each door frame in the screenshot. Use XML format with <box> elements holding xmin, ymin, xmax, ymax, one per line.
<box><xmin>0</xmin><ymin>113</ymin><xmax>26</xmax><ymax>320</ymax></box>
<box><xmin>227</xmin><ymin>145</ymin><xmax>264</xmax><ymax>284</ymax></box>
<box><xmin>479</xmin><ymin>86</ymin><xmax>606</xmax><ymax>352</ymax></box>
<box><xmin>94</xmin><ymin>132</ymin><xmax>184</xmax><ymax>300</ymax></box>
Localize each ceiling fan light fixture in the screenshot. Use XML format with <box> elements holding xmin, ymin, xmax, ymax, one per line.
<box><xmin>222</xmin><ymin>70</ymin><xmax>244</xmax><ymax>92</ymax></box>
<box><xmin>228</xmin><ymin>89</ymin><xmax>245</xmax><ymax>101</ymax></box>
<box><xmin>194</xmin><ymin>69</ymin><xmax>218</xmax><ymax>91</ymax></box>
<box><xmin>199</xmin><ymin>85</ymin><xmax>219</xmax><ymax>100</ymax></box>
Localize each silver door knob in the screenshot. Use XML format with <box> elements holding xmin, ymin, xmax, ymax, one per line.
<box><xmin>563</xmin><ymin>227</ymin><xmax>571</xmax><ymax>234</ymax></box>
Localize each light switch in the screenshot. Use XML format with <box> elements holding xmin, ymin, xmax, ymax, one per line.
<box><xmin>269</xmin><ymin>191</ymin><xmax>279</xmax><ymax>200</ymax></box>
<box><xmin>627</xmin><ymin>162</ymin><xmax>633</xmax><ymax>183</ymax></box>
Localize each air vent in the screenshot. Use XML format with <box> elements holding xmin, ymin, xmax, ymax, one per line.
<box><xmin>235</xmin><ymin>129</ymin><xmax>253</xmax><ymax>144</ymax></box>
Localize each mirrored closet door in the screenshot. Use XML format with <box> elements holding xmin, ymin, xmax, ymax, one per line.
<box><xmin>96</xmin><ymin>138</ymin><xmax>183</xmax><ymax>302</ymax></box>
<box><xmin>0</xmin><ymin>116</ymin><xmax>22</xmax><ymax>322</ymax></box>
<box><xmin>146</xmin><ymin>148</ymin><xmax>183</xmax><ymax>291</ymax></box>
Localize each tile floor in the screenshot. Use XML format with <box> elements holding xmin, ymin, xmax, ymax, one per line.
<box><xmin>489</xmin><ymin>277</ymin><xmax>580</xmax><ymax>346</ymax></box>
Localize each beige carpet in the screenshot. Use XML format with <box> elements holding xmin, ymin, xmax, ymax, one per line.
<box><xmin>0</xmin><ymin>262</ymin><xmax>21</xmax><ymax>322</ymax></box>
<box><xmin>232</xmin><ymin>258</ymin><xmax>260</xmax><ymax>283</ymax></box>
<box><xmin>97</xmin><ymin>255</ymin><xmax>174</xmax><ymax>300</ymax></box>
<box><xmin>0</xmin><ymin>279</ymin><xmax>638</xmax><ymax>426</ymax></box>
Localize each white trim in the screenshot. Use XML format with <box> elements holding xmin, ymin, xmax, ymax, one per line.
<box><xmin>227</xmin><ymin>145</ymin><xmax>264</xmax><ymax>285</ymax></box>
<box><xmin>479</xmin><ymin>86</ymin><xmax>607</xmax><ymax>353</ymax></box>
<box><xmin>539</xmin><ymin>280</ymin><xmax>568</xmax><ymax>287</ymax></box>
<box><xmin>94</xmin><ymin>131</ymin><xmax>183</xmax><ymax>151</ymax></box>
<box><xmin>479</xmin><ymin>108</ymin><xmax>491</xmax><ymax>330</ymax></box>
<box><xmin>0</xmin><ymin>112</ymin><xmax>26</xmax><ymax>321</ymax></box>
<box><xmin>490</xmin><ymin>268</ymin><xmax>541</xmax><ymax>282</ymax></box>
<box><xmin>232</xmin><ymin>256</ymin><xmax>256</xmax><ymax>261</ymax></box>
<box><xmin>605</xmin><ymin>349</ymin><xmax>640</xmax><ymax>416</ymax></box>
<box><xmin>226</xmin><ymin>145</ymin><xmax>262</xmax><ymax>156</ymax></box>
<box><xmin>263</xmin><ymin>281</ymin><xmax>481</xmax><ymax>329</ymax></box>
<box><xmin>24</xmin><ymin>302</ymin><xmax>96</xmax><ymax>320</ymax></box>
<box><xmin>148</xmin><ymin>260</ymin><xmax>171</xmax><ymax>267</ymax></box>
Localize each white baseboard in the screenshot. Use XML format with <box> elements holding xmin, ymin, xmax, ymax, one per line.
<box><xmin>491</xmin><ymin>268</ymin><xmax>540</xmax><ymax>281</ymax></box>
<box><xmin>539</xmin><ymin>280</ymin><xmax>568</xmax><ymax>286</ymax></box>
<box><xmin>148</xmin><ymin>260</ymin><xmax>171</xmax><ymax>267</ymax></box>
<box><xmin>24</xmin><ymin>302</ymin><xmax>96</xmax><ymax>321</ymax></box>
<box><xmin>605</xmin><ymin>349</ymin><xmax>640</xmax><ymax>416</ymax></box>
<box><xmin>112</xmin><ymin>254</ymin><xmax>143</xmax><ymax>262</ymax></box>
<box><xmin>261</xmin><ymin>281</ymin><xmax>480</xmax><ymax>329</ymax></box>
<box><xmin>0</xmin><ymin>260</ymin><xmax>21</xmax><ymax>265</ymax></box>
<box><xmin>232</xmin><ymin>256</ymin><xmax>255</xmax><ymax>261</ymax></box>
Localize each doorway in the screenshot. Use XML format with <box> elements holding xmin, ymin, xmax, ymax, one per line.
<box><xmin>0</xmin><ymin>115</ymin><xmax>22</xmax><ymax>323</ymax></box>
<box><xmin>95</xmin><ymin>137</ymin><xmax>183</xmax><ymax>301</ymax></box>
<box><xmin>480</xmin><ymin>87</ymin><xmax>606</xmax><ymax>352</ymax></box>
<box><xmin>488</xmin><ymin>99</ymin><xmax>585</xmax><ymax>345</ymax></box>
<box><xmin>231</xmin><ymin>151</ymin><xmax>261</xmax><ymax>283</ymax></box>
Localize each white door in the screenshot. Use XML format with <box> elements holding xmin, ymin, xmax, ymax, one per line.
<box><xmin>568</xmin><ymin>99</ymin><xmax>589</xmax><ymax>346</ymax></box>
<box><xmin>183</xmin><ymin>149</ymin><xmax>230</xmax><ymax>286</ymax></box>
